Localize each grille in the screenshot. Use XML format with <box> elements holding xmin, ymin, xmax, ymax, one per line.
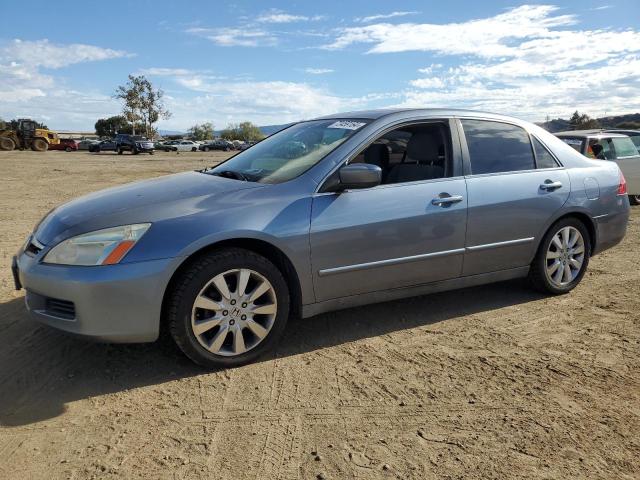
<box><xmin>45</xmin><ymin>298</ymin><xmax>76</xmax><ymax>320</ymax></box>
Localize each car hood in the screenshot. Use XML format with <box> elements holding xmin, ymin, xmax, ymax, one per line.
<box><xmin>34</xmin><ymin>171</ymin><xmax>262</xmax><ymax>245</ymax></box>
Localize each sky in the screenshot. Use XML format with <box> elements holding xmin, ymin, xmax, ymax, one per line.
<box><xmin>0</xmin><ymin>1</ymin><xmax>639</xmax><ymax>131</ymax></box>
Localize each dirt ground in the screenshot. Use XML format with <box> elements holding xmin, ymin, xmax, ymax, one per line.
<box><xmin>0</xmin><ymin>149</ymin><xmax>638</xmax><ymax>479</ymax></box>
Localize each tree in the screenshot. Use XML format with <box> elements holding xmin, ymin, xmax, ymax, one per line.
<box><xmin>188</xmin><ymin>122</ymin><xmax>215</xmax><ymax>141</ymax></box>
<box><xmin>568</xmin><ymin>110</ymin><xmax>600</xmax><ymax>130</ymax></box>
<box><xmin>94</xmin><ymin>115</ymin><xmax>144</xmax><ymax>137</ymax></box>
<box><xmin>220</xmin><ymin>121</ymin><xmax>264</xmax><ymax>142</ymax></box>
<box><xmin>114</xmin><ymin>75</ymin><xmax>171</xmax><ymax>138</ymax></box>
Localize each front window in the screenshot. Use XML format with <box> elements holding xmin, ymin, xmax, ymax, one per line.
<box><xmin>205</xmin><ymin>119</ymin><xmax>369</xmax><ymax>183</ymax></box>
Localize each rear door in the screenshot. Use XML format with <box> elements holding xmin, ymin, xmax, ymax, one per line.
<box><xmin>459</xmin><ymin>118</ymin><xmax>570</xmax><ymax>276</ymax></box>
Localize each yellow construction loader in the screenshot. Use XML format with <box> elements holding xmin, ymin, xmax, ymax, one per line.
<box><xmin>0</xmin><ymin>119</ymin><xmax>60</xmax><ymax>151</ymax></box>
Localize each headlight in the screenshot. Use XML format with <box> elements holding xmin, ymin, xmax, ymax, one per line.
<box><xmin>43</xmin><ymin>223</ymin><xmax>151</xmax><ymax>266</ymax></box>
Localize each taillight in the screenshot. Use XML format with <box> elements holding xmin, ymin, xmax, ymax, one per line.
<box><xmin>617</xmin><ymin>171</ymin><xmax>627</xmax><ymax>195</ymax></box>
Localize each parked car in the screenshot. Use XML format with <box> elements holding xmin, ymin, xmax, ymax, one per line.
<box><xmin>239</xmin><ymin>141</ymin><xmax>255</xmax><ymax>151</ymax></box>
<box><xmin>160</xmin><ymin>140</ymin><xmax>180</xmax><ymax>152</ymax></box>
<box><xmin>199</xmin><ymin>139</ymin><xmax>234</xmax><ymax>152</ymax></box>
<box><xmin>175</xmin><ymin>140</ymin><xmax>199</xmax><ymax>152</ymax></box>
<box><xmin>115</xmin><ymin>134</ymin><xmax>154</xmax><ymax>155</ymax></box>
<box><xmin>555</xmin><ymin>130</ymin><xmax>640</xmax><ymax>205</ymax></box>
<box><xmin>602</xmin><ymin>129</ymin><xmax>640</xmax><ymax>150</ymax></box>
<box><xmin>77</xmin><ymin>139</ymin><xmax>99</xmax><ymax>151</ymax></box>
<box><xmin>49</xmin><ymin>139</ymin><xmax>78</xmax><ymax>152</ymax></box>
<box><xmin>13</xmin><ymin>109</ymin><xmax>629</xmax><ymax>368</ymax></box>
<box><xmin>89</xmin><ymin>140</ymin><xmax>117</xmax><ymax>153</ymax></box>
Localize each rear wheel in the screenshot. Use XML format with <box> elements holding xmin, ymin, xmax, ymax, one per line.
<box><xmin>629</xmin><ymin>195</ymin><xmax>640</xmax><ymax>206</ymax></box>
<box><xmin>31</xmin><ymin>138</ymin><xmax>48</xmax><ymax>152</ymax></box>
<box><xmin>0</xmin><ymin>137</ymin><xmax>15</xmax><ymax>151</ymax></box>
<box><xmin>203</xmin><ymin>146</ymin><xmax>210</xmax><ymax>152</ymax></box>
<box><xmin>191</xmin><ymin>147</ymin><xmax>197</xmax><ymax>152</ymax></box>
<box><xmin>65</xmin><ymin>147</ymin><xmax>72</xmax><ymax>152</ymax></box>
<box><xmin>167</xmin><ymin>248</ymin><xmax>290</xmax><ymax>368</ymax></box>
<box><xmin>529</xmin><ymin>218</ymin><xmax>590</xmax><ymax>294</ymax></box>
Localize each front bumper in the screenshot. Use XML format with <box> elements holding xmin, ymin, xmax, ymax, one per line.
<box><xmin>14</xmin><ymin>249</ymin><xmax>184</xmax><ymax>343</ymax></box>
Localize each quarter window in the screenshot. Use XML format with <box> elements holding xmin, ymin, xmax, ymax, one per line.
<box><xmin>532</xmin><ymin>137</ymin><xmax>558</xmax><ymax>169</ymax></box>
<box><xmin>461</xmin><ymin>120</ymin><xmax>535</xmax><ymax>174</ymax></box>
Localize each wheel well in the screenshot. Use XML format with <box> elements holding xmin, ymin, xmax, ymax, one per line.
<box><xmin>553</xmin><ymin>212</ymin><xmax>596</xmax><ymax>253</ymax></box>
<box><xmin>161</xmin><ymin>239</ymin><xmax>303</xmax><ymax>328</ymax></box>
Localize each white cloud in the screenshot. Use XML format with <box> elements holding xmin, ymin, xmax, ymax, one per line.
<box><xmin>304</xmin><ymin>67</ymin><xmax>334</xmax><ymax>74</ymax></box>
<box><xmin>324</xmin><ymin>5</ymin><xmax>576</xmax><ymax>54</ymax></box>
<box><xmin>187</xmin><ymin>27</ymin><xmax>277</xmax><ymax>47</ymax></box>
<box><xmin>138</xmin><ymin>67</ymin><xmax>195</xmax><ymax>77</ymax></box>
<box><xmin>1</xmin><ymin>39</ymin><xmax>132</xmax><ymax>68</ymax></box>
<box><xmin>320</xmin><ymin>4</ymin><xmax>640</xmax><ymax>120</ymax></box>
<box><xmin>256</xmin><ymin>10</ymin><xmax>324</xmax><ymax>23</ymax></box>
<box><xmin>355</xmin><ymin>11</ymin><xmax>419</xmax><ymax>23</ymax></box>
<box><xmin>0</xmin><ymin>39</ymin><xmax>131</xmax><ymax>128</ymax></box>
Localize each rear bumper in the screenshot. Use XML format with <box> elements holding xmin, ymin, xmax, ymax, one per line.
<box><xmin>592</xmin><ymin>196</ymin><xmax>630</xmax><ymax>255</ymax></box>
<box><xmin>15</xmin><ymin>250</ymin><xmax>184</xmax><ymax>343</ymax></box>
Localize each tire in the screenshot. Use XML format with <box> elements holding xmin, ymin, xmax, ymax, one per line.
<box><xmin>203</xmin><ymin>146</ymin><xmax>210</xmax><ymax>152</ymax></box>
<box><xmin>65</xmin><ymin>147</ymin><xmax>72</xmax><ymax>152</ymax></box>
<box><xmin>32</xmin><ymin>138</ymin><xmax>48</xmax><ymax>152</ymax></box>
<box><xmin>224</xmin><ymin>147</ymin><xmax>230</xmax><ymax>152</ymax></box>
<box><xmin>167</xmin><ymin>248</ymin><xmax>290</xmax><ymax>368</ymax></box>
<box><xmin>133</xmin><ymin>148</ymin><xmax>139</xmax><ymax>155</ymax></box>
<box><xmin>0</xmin><ymin>137</ymin><xmax>16</xmax><ymax>151</ymax></box>
<box><xmin>528</xmin><ymin>217</ymin><xmax>591</xmax><ymax>294</ymax></box>
<box><xmin>149</xmin><ymin>151</ymin><xmax>154</xmax><ymax>155</ymax></box>
<box><xmin>192</xmin><ymin>147</ymin><xmax>197</xmax><ymax>152</ymax></box>
<box><xmin>629</xmin><ymin>195</ymin><xmax>640</xmax><ymax>206</ymax></box>
<box><xmin>118</xmin><ymin>148</ymin><xmax>123</xmax><ymax>155</ymax></box>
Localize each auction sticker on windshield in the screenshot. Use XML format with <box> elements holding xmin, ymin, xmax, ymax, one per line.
<box><xmin>327</xmin><ymin>120</ymin><xmax>367</xmax><ymax>130</ymax></box>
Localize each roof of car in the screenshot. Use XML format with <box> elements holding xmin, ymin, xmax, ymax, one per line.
<box><xmin>555</xmin><ymin>130</ymin><xmax>629</xmax><ymax>139</ymax></box>
<box><xmin>313</xmin><ymin>108</ymin><xmax>515</xmax><ymax>121</ymax></box>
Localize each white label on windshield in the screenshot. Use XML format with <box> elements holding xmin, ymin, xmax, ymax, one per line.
<box><xmin>327</xmin><ymin>120</ymin><xmax>366</xmax><ymax>130</ymax></box>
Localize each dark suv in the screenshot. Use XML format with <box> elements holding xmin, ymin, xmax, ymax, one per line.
<box><xmin>115</xmin><ymin>134</ymin><xmax>155</xmax><ymax>155</ymax></box>
<box><xmin>199</xmin><ymin>139</ymin><xmax>234</xmax><ymax>152</ymax></box>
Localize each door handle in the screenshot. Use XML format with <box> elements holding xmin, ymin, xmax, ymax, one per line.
<box><xmin>540</xmin><ymin>180</ymin><xmax>563</xmax><ymax>191</ymax></box>
<box><xmin>432</xmin><ymin>194</ymin><xmax>464</xmax><ymax>206</ymax></box>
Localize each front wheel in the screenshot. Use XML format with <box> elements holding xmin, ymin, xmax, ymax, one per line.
<box><xmin>629</xmin><ymin>195</ymin><xmax>640</xmax><ymax>206</ymax></box>
<box><xmin>203</xmin><ymin>146</ymin><xmax>210</xmax><ymax>152</ymax></box>
<box><xmin>118</xmin><ymin>148</ymin><xmax>123</xmax><ymax>155</ymax></box>
<box><xmin>167</xmin><ymin>248</ymin><xmax>290</xmax><ymax>368</ymax></box>
<box><xmin>191</xmin><ymin>147</ymin><xmax>197</xmax><ymax>152</ymax></box>
<box><xmin>528</xmin><ymin>218</ymin><xmax>590</xmax><ymax>294</ymax></box>
<box><xmin>32</xmin><ymin>138</ymin><xmax>48</xmax><ymax>151</ymax></box>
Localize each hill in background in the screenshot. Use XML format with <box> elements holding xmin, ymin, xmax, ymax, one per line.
<box><xmin>539</xmin><ymin>113</ymin><xmax>640</xmax><ymax>132</ymax></box>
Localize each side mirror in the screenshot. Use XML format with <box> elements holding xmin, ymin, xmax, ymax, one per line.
<box><xmin>335</xmin><ymin>163</ymin><xmax>382</xmax><ymax>191</ymax></box>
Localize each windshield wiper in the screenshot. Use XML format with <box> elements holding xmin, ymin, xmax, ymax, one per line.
<box><xmin>210</xmin><ymin>170</ymin><xmax>250</xmax><ymax>181</ymax></box>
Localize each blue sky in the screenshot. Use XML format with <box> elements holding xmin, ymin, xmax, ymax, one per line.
<box><xmin>1</xmin><ymin>1</ymin><xmax>639</xmax><ymax>130</ymax></box>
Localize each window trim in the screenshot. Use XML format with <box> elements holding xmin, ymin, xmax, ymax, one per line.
<box><xmin>457</xmin><ymin>117</ymin><xmax>564</xmax><ymax>177</ymax></box>
<box><xmin>316</xmin><ymin>118</ymin><xmax>461</xmax><ymax>194</ymax></box>
<box><xmin>530</xmin><ymin>134</ymin><xmax>562</xmax><ymax>169</ymax></box>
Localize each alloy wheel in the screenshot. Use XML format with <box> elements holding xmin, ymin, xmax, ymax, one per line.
<box><xmin>191</xmin><ymin>268</ymin><xmax>277</xmax><ymax>357</ymax></box>
<box><xmin>545</xmin><ymin>226</ymin><xmax>585</xmax><ymax>287</ymax></box>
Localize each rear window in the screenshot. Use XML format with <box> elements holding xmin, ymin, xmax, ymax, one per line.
<box><xmin>462</xmin><ymin>119</ymin><xmax>535</xmax><ymax>174</ymax></box>
<box><xmin>611</xmin><ymin>137</ymin><xmax>639</xmax><ymax>158</ymax></box>
<box><xmin>532</xmin><ymin>137</ymin><xmax>559</xmax><ymax>168</ymax></box>
<box><xmin>559</xmin><ymin>137</ymin><xmax>584</xmax><ymax>153</ymax></box>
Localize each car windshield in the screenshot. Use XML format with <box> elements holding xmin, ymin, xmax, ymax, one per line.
<box><xmin>204</xmin><ymin>119</ymin><xmax>369</xmax><ymax>183</ymax></box>
<box><xmin>132</xmin><ymin>135</ymin><xmax>147</xmax><ymax>141</ymax></box>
